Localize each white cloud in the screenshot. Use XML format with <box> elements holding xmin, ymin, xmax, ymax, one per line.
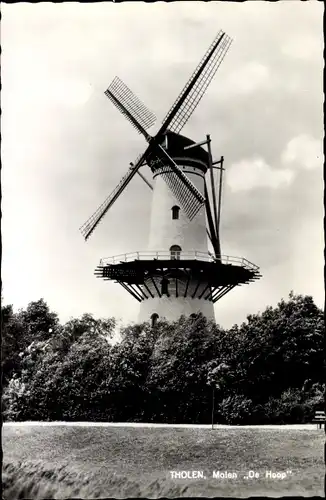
<box><xmin>3</xmin><ymin>44</ymin><xmax>94</xmax><ymax>109</ymax></box>
<box><xmin>50</xmin><ymin>79</ymin><xmax>94</xmax><ymax>108</ymax></box>
<box><xmin>281</xmin><ymin>134</ymin><xmax>323</xmax><ymax>170</ymax></box>
<box><xmin>227</xmin><ymin>157</ymin><xmax>294</xmax><ymax>192</ymax></box>
<box><xmin>282</xmin><ymin>35</ymin><xmax>323</xmax><ymax>60</ymax></box>
<box><xmin>225</xmin><ymin>61</ymin><xmax>270</xmax><ymax>94</ymax></box>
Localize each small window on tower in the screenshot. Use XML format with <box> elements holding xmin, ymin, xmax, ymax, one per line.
<box><xmin>171</xmin><ymin>206</ymin><xmax>180</xmax><ymax>220</ymax></box>
<box><xmin>170</xmin><ymin>245</ymin><xmax>182</xmax><ymax>260</ymax></box>
<box><xmin>151</xmin><ymin>313</ymin><xmax>159</xmax><ymax>327</ymax></box>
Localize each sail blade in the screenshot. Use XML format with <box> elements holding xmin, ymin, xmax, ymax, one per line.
<box><xmin>105</xmin><ymin>77</ymin><xmax>156</xmax><ymax>138</ymax></box>
<box><xmin>80</xmin><ymin>154</ymin><xmax>146</xmax><ymax>240</ymax></box>
<box><xmin>159</xmin><ymin>31</ymin><xmax>232</xmax><ymax>135</ymax></box>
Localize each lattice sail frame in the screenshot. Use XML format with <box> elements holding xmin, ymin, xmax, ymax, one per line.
<box><xmin>105</xmin><ymin>76</ymin><xmax>157</xmax><ymax>132</ymax></box>
<box><xmin>162</xmin><ymin>31</ymin><xmax>233</xmax><ymax>134</ymax></box>
<box><xmin>80</xmin><ymin>162</ymin><xmax>143</xmax><ymax>240</ymax></box>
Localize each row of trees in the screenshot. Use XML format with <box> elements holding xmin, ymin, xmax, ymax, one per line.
<box><xmin>1</xmin><ymin>293</ymin><xmax>324</xmax><ymax>424</ymax></box>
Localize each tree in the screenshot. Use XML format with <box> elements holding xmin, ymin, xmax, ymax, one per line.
<box><xmin>1</xmin><ymin>299</ymin><xmax>61</xmax><ymax>386</ymax></box>
<box><xmin>147</xmin><ymin>314</ymin><xmax>223</xmax><ymax>423</ymax></box>
<box><xmin>2</xmin><ymin>313</ymin><xmax>116</xmax><ymax>421</ymax></box>
<box><xmin>206</xmin><ymin>362</ymin><xmax>232</xmax><ymax>426</ymax></box>
<box><xmin>230</xmin><ymin>293</ymin><xmax>324</xmax><ymax>402</ymax></box>
<box><xmin>19</xmin><ymin>299</ymin><xmax>59</xmax><ymax>344</ymax></box>
<box><xmin>1</xmin><ymin>304</ymin><xmax>27</xmax><ymax>385</ymax></box>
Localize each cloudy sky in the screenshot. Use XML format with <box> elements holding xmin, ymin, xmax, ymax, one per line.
<box><xmin>2</xmin><ymin>1</ymin><xmax>324</xmax><ymax>328</ymax></box>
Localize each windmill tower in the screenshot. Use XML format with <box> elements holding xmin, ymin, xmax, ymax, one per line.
<box><xmin>80</xmin><ymin>31</ymin><xmax>261</xmax><ymax>325</ymax></box>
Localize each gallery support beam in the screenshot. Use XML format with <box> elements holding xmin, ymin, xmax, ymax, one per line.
<box><xmin>135</xmin><ymin>284</ymin><xmax>148</xmax><ymax>300</ymax></box>
<box><xmin>143</xmin><ymin>281</ymin><xmax>155</xmax><ymax>298</ymax></box>
<box><xmin>198</xmin><ymin>283</ymin><xmax>210</xmax><ymax>299</ymax></box>
<box><xmin>149</xmin><ymin>275</ymin><xmax>162</xmax><ymax>298</ymax></box>
<box><xmin>192</xmin><ymin>278</ymin><xmax>202</xmax><ymax>299</ymax></box>
<box><xmin>118</xmin><ymin>281</ymin><xmax>142</xmax><ymax>302</ymax></box>
<box><xmin>184</xmin><ymin>273</ymin><xmax>191</xmax><ymax>298</ymax></box>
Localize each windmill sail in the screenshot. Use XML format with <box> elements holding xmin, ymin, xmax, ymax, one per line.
<box><xmin>105</xmin><ymin>77</ymin><xmax>156</xmax><ymax>137</ymax></box>
<box><xmin>80</xmin><ymin>155</ymin><xmax>146</xmax><ymax>240</ymax></box>
<box><xmin>159</xmin><ymin>31</ymin><xmax>232</xmax><ymax>135</ymax></box>
<box><xmin>167</xmin><ymin>35</ymin><xmax>232</xmax><ymax>134</ymax></box>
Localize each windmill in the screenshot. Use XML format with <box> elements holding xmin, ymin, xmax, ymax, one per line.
<box><xmin>80</xmin><ymin>30</ymin><xmax>261</xmax><ymax>324</ymax></box>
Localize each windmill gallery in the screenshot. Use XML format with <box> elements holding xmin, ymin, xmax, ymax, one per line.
<box><xmin>80</xmin><ymin>30</ymin><xmax>261</xmax><ymax>324</ymax></box>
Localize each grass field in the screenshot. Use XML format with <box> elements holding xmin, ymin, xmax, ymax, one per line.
<box><xmin>3</xmin><ymin>423</ymin><xmax>324</xmax><ymax>498</ymax></box>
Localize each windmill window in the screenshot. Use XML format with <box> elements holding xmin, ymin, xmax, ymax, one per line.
<box><xmin>151</xmin><ymin>313</ymin><xmax>159</xmax><ymax>327</ymax></box>
<box><xmin>171</xmin><ymin>205</ymin><xmax>180</xmax><ymax>220</ymax></box>
<box><xmin>170</xmin><ymin>245</ymin><xmax>182</xmax><ymax>260</ymax></box>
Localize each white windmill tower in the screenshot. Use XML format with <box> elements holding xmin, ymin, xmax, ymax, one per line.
<box><xmin>80</xmin><ymin>31</ymin><xmax>261</xmax><ymax>325</ymax></box>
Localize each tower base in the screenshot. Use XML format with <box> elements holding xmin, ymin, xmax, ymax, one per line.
<box><xmin>138</xmin><ymin>295</ymin><xmax>215</xmax><ymax>323</ymax></box>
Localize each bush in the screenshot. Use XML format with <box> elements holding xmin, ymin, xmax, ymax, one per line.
<box><xmin>260</xmin><ymin>384</ymin><xmax>325</xmax><ymax>424</ymax></box>
<box><xmin>218</xmin><ymin>394</ymin><xmax>255</xmax><ymax>424</ymax></box>
<box><xmin>2</xmin><ymin>375</ymin><xmax>30</xmax><ymax>421</ymax></box>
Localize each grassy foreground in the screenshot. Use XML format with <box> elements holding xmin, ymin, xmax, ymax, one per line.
<box><xmin>3</xmin><ymin>424</ymin><xmax>324</xmax><ymax>498</ymax></box>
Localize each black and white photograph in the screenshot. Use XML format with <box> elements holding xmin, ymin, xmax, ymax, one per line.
<box><xmin>1</xmin><ymin>1</ymin><xmax>324</xmax><ymax>498</ymax></box>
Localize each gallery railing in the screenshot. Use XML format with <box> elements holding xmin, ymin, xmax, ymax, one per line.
<box><xmin>99</xmin><ymin>251</ymin><xmax>259</xmax><ymax>272</ymax></box>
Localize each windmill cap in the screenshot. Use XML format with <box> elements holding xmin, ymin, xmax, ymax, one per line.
<box><xmin>156</xmin><ymin>130</ymin><xmax>209</xmax><ymax>174</ymax></box>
